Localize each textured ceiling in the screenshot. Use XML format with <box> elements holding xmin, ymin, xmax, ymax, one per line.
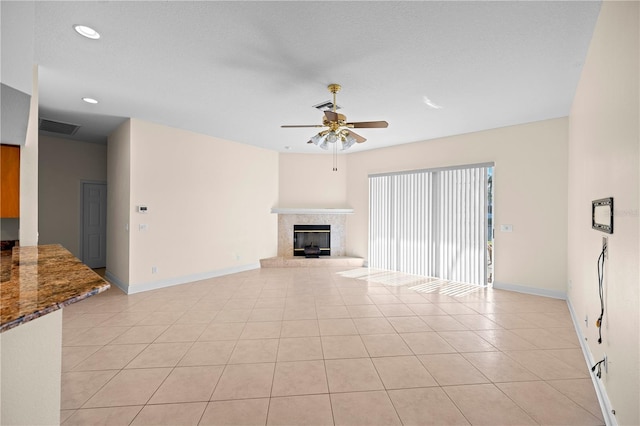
<box><xmin>32</xmin><ymin>1</ymin><xmax>601</xmax><ymax>152</ymax></box>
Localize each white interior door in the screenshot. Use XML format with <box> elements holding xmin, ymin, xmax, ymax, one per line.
<box><xmin>82</xmin><ymin>182</ymin><xmax>107</xmax><ymax>268</ymax></box>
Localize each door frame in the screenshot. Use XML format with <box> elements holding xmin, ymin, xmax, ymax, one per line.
<box><xmin>79</xmin><ymin>180</ymin><xmax>107</xmax><ymax>266</ymax></box>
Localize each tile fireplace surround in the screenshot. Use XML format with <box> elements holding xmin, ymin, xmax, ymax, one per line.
<box><xmin>277</xmin><ymin>214</ymin><xmax>347</xmax><ymax>257</ymax></box>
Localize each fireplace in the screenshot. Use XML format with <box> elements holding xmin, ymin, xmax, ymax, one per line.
<box><xmin>293</xmin><ymin>225</ymin><xmax>330</xmax><ymax>257</ymax></box>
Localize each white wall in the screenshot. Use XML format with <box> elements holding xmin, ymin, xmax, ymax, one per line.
<box><xmin>278</xmin><ymin>153</ymin><xmax>348</xmax><ymax>208</ymax></box>
<box><xmin>38</xmin><ymin>136</ymin><xmax>107</xmax><ymax>258</ymax></box>
<box><xmin>567</xmin><ymin>2</ymin><xmax>639</xmax><ymax>425</ymax></box>
<box><xmin>19</xmin><ymin>65</ymin><xmax>38</xmax><ymax>246</ymax></box>
<box><xmin>106</xmin><ymin>120</ymin><xmax>131</xmax><ymax>286</ymax></box>
<box><xmin>344</xmin><ymin>119</ymin><xmax>569</xmax><ymax>296</ymax></box>
<box><xmin>121</xmin><ymin>119</ymin><xmax>278</xmax><ymax>292</ymax></box>
<box><xmin>0</xmin><ymin>310</ymin><xmax>62</xmax><ymax>426</ymax></box>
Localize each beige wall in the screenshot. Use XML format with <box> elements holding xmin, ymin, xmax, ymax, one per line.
<box><xmin>38</xmin><ymin>136</ymin><xmax>107</xmax><ymax>258</ymax></box>
<box><xmin>344</xmin><ymin>118</ymin><xmax>568</xmax><ymax>295</ymax></box>
<box><xmin>568</xmin><ymin>2</ymin><xmax>639</xmax><ymax>425</ymax></box>
<box><xmin>124</xmin><ymin>119</ymin><xmax>278</xmax><ymax>291</ymax></box>
<box><xmin>278</xmin><ymin>153</ymin><xmax>348</xmax><ymax>208</ymax></box>
<box><xmin>0</xmin><ymin>309</ymin><xmax>62</xmax><ymax>426</ymax></box>
<box><xmin>19</xmin><ymin>65</ymin><xmax>38</xmax><ymax>246</ymax></box>
<box><xmin>106</xmin><ymin>120</ymin><xmax>131</xmax><ymax>286</ymax></box>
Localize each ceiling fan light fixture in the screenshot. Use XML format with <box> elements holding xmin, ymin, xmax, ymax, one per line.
<box><xmin>311</xmin><ymin>133</ymin><xmax>330</xmax><ymax>150</ymax></box>
<box><xmin>326</xmin><ymin>132</ymin><xmax>338</xmax><ymax>143</ymax></box>
<box><xmin>310</xmin><ymin>133</ymin><xmax>323</xmax><ymax>146</ymax></box>
<box><xmin>341</xmin><ymin>133</ymin><xmax>356</xmax><ymax>150</ymax></box>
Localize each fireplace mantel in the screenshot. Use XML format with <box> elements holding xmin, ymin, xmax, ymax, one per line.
<box><xmin>271</xmin><ymin>208</ymin><xmax>354</xmax><ymax>215</ymax></box>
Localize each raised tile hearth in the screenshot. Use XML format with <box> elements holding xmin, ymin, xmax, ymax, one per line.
<box><xmin>260</xmin><ymin>256</ymin><xmax>364</xmax><ymax>268</ymax></box>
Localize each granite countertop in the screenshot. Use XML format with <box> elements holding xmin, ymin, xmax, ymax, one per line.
<box><xmin>0</xmin><ymin>244</ymin><xmax>110</xmax><ymax>333</ymax></box>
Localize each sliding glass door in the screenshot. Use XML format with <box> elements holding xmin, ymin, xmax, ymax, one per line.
<box><xmin>369</xmin><ymin>163</ymin><xmax>493</xmax><ymax>286</ymax></box>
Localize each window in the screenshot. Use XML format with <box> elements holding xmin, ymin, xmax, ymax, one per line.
<box><xmin>369</xmin><ymin>163</ymin><xmax>493</xmax><ymax>286</ymax></box>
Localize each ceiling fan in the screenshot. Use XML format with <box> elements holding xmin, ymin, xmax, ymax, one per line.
<box><xmin>281</xmin><ymin>84</ymin><xmax>388</xmax><ymax>151</ymax></box>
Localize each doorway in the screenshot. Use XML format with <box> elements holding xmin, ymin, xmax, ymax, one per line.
<box><xmin>80</xmin><ymin>182</ymin><xmax>107</xmax><ymax>268</ymax></box>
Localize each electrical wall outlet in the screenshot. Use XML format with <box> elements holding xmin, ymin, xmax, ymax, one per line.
<box><xmin>151</xmin><ymin>266</ymin><xmax>157</xmax><ymax>274</ymax></box>
<box><xmin>602</xmin><ymin>236</ymin><xmax>608</xmax><ymax>258</ymax></box>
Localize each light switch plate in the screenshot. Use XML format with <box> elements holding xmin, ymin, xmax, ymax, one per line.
<box><xmin>500</xmin><ymin>224</ymin><xmax>513</xmax><ymax>232</ymax></box>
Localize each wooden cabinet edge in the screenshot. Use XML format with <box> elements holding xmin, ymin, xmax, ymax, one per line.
<box><xmin>1</xmin><ymin>145</ymin><xmax>20</xmax><ymax>218</ymax></box>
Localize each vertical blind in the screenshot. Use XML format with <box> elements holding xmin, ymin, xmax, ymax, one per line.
<box><xmin>369</xmin><ymin>164</ymin><xmax>490</xmax><ymax>286</ymax></box>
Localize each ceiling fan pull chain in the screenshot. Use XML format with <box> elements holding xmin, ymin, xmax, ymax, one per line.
<box><xmin>333</xmin><ymin>139</ymin><xmax>338</xmax><ymax>171</ymax></box>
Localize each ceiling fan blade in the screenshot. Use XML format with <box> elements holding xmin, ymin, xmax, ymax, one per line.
<box><xmin>347</xmin><ymin>130</ymin><xmax>367</xmax><ymax>143</ymax></box>
<box><xmin>324</xmin><ymin>111</ymin><xmax>339</xmax><ymax>122</ymax></box>
<box><xmin>281</xmin><ymin>125</ymin><xmax>324</xmax><ymax>128</ymax></box>
<box><xmin>347</xmin><ymin>121</ymin><xmax>389</xmax><ymax>128</ymax></box>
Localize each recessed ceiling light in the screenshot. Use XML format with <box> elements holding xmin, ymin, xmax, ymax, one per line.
<box><xmin>284</xmin><ymin>146</ymin><xmax>292</xmax><ymax>150</ymax></box>
<box><xmin>423</xmin><ymin>95</ymin><xmax>443</xmax><ymax>110</ymax></box>
<box><xmin>82</xmin><ymin>97</ymin><xmax>98</xmax><ymax>104</ymax></box>
<box><xmin>74</xmin><ymin>25</ymin><xmax>100</xmax><ymax>40</ymax></box>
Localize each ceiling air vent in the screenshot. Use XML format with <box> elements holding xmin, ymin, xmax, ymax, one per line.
<box><xmin>39</xmin><ymin>118</ymin><xmax>81</xmax><ymax>136</ymax></box>
<box><xmin>313</xmin><ymin>100</ymin><xmax>340</xmax><ymax>111</ymax></box>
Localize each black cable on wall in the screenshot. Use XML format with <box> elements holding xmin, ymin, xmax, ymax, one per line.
<box><xmin>596</xmin><ymin>242</ymin><xmax>606</xmax><ymax>344</ymax></box>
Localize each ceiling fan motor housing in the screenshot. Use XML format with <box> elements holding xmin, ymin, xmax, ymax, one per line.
<box><xmin>323</xmin><ymin>113</ymin><xmax>347</xmax><ymax>130</ymax></box>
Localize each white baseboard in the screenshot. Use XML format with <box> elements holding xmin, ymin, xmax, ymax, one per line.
<box><xmin>492</xmin><ymin>281</ymin><xmax>566</xmax><ymax>300</ymax></box>
<box><xmin>104</xmin><ymin>271</ymin><xmax>127</xmax><ymax>294</ymax></box>
<box><xmin>106</xmin><ymin>263</ymin><xmax>260</xmax><ymax>295</ymax></box>
<box><xmin>566</xmin><ymin>298</ymin><xmax>617</xmax><ymax>426</ymax></box>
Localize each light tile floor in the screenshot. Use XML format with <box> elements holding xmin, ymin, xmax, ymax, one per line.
<box><xmin>60</xmin><ymin>267</ymin><xmax>605</xmax><ymax>425</ymax></box>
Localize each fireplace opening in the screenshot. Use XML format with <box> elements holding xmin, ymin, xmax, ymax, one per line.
<box><xmin>293</xmin><ymin>225</ymin><xmax>331</xmax><ymax>257</ymax></box>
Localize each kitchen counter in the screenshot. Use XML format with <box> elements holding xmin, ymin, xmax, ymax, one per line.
<box><xmin>0</xmin><ymin>244</ymin><xmax>109</xmax><ymax>333</ymax></box>
<box><xmin>1</xmin><ymin>244</ymin><xmax>109</xmax><ymax>425</ymax></box>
